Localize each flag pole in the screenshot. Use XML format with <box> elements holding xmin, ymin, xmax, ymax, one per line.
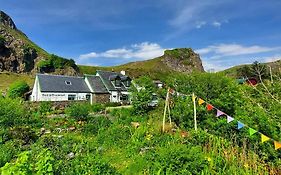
<box><xmin>192</xmin><ymin>93</ymin><xmax>197</xmax><ymax>131</ymax></box>
<box><xmin>162</xmin><ymin>88</ymin><xmax>170</xmax><ymax>132</ymax></box>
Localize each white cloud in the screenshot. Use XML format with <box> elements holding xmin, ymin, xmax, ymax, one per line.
<box><xmin>196</xmin><ymin>21</ymin><xmax>207</xmax><ymax>29</ymax></box>
<box><xmin>79</xmin><ymin>42</ymin><xmax>166</xmax><ymax>60</ymax></box>
<box><xmin>212</xmin><ymin>21</ymin><xmax>221</xmax><ymax>28</ymax></box>
<box><xmin>196</xmin><ymin>44</ymin><xmax>281</xmax><ymax>57</ymax></box>
<box><xmin>196</xmin><ymin>43</ymin><xmax>281</xmax><ymax>72</ymax></box>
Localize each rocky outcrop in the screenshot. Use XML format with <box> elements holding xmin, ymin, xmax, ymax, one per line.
<box><xmin>0</xmin><ymin>11</ymin><xmax>79</xmax><ymax>75</ymax></box>
<box><xmin>161</xmin><ymin>48</ymin><xmax>204</xmax><ymax>73</ymax></box>
<box><xmin>0</xmin><ymin>11</ymin><xmax>17</xmax><ymax>30</ymax></box>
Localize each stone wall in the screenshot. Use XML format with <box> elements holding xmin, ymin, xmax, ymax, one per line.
<box><xmin>93</xmin><ymin>93</ymin><xmax>110</xmax><ymax>104</ymax></box>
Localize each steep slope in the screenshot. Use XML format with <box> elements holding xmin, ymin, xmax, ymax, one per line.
<box><xmin>0</xmin><ymin>11</ymin><xmax>79</xmax><ymax>75</ymax></box>
<box><xmin>79</xmin><ymin>48</ymin><xmax>204</xmax><ymax>79</ymax></box>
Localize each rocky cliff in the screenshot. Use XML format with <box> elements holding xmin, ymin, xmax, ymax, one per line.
<box><xmin>0</xmin><ymin>11</ymin><xmax>79</xmax><ymax>75</ymax></box>
<box><xmin>161</xmin><ymin>48</ymin><xmax>204</xmax><ymax>73</ymax></box>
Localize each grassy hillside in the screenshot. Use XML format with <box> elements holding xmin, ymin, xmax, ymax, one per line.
<box><xmin>79</xmin><ymin>57</ymin><xmax>176</xmax><ymax>80</ymax></box>
<box><xmin>0</xmin><ymin>72</ymin><xmax>34</xmax><ymax>91</ymax></box>
<box><xmin>222</xmin><ymin>59</ymin><xmax>281</xmax><ymax>78</ymax></box>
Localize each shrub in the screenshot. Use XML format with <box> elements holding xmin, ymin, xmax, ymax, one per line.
<box><xmin>130</xmin><ymin>76</ymin><xmax>156</xmax><ymax>114</ymax></box>
<box><xmin>83</xmin><ymin>116</ymin><xmax>112</xmax><ymax>135</ymax></box>
<box><xmin>0</xmin><ymin>98</ymin><xmax>26</xmax><ymax>127</ymax></box>
<box><xmin>7</xmin><ymin>81</ymin><xmax>30</xmax><ymax>99</ymax></box>
<box><xmin>90</xmin><ymin>103</ymin><xmax>105</xmax><ymax>113</ymax></box>
<box><xmin>8</xmin><ymin>126</ymin><xmax>37</xmax><ymax>144</ymax></box>
<box><xmin>38</xmin><ymin>101</ymin><xmax>52</xmax><ymax>115</ymax></box>
<box><xmin>104</xmin><ymin>102</ymin><xmax>121</xmax><ymax>107</ymax></box>
<box><xmin>0</xmin><ymin>151</ymin><xmax>32</xmax><ymax>175</ymax></box>
<box><xmin>37</xmin><ymin>59</ymin><xmax>54</xmax><ymax>71</ymax></box>
<box><xmin>65</xmin><ymin>103</ymin><xmax>90</xmax><ymax>120</ymax></box>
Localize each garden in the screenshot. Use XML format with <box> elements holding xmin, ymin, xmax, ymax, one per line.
<box><xmin>0</xmin><ymin>70</ymin><xmax>281</xmax><ymax>174</ymax></box>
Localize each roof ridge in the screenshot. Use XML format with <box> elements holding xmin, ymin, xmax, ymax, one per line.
<box><xmin>36</xmin><ymin>73</ymin><xmax>84</xmax><ymax>79</ymax></box>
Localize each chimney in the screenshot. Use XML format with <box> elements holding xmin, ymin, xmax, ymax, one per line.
<box><xmin>120</xmin><ymin>70</ymin><xmax>126</xmax><ymax>75</ymax></box>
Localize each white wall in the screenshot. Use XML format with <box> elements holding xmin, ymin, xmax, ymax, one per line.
<box><xmin>110</xmin><ymin>91</ymin><xmax>119</xmax><ymax>102</ymax></box>
<box><xmin>37</xmin><ymin>92</ymin><xmax>90</xmax><ymax>101</ymax></box>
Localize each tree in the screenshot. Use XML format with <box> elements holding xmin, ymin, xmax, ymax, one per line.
<box><xmin>7</xmin><ymin>81</ymin><xmax>30</xmax><ymax>99</ymax></box>
<box><xmin>130</xmin><ymin>76</ymin><xmax>156</xmax><ymax>114</ymax></box>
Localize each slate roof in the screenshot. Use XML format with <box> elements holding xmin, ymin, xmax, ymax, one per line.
<box><xmin>37</xmin><ymin>74</ymin><xmax>91</xmax><ymax>93</ymax></box>
<box><xmin>96</xmin><ymin>70</ymin><xmax>130</xmax><ymax>91</ymax></box>
<box><xmin>86</xmin><ymin>75</ymin><xmax>109</xmax><ymax>93</ymax></box>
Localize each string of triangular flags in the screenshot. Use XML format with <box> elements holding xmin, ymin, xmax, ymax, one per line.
<box><xmin>168</xmin><ymin>88</ymin><xmax>281</xmax><ymax>151</ymax></box>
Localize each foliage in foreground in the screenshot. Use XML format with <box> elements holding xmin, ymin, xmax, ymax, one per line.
<box><xmin>0</xmin><ymin>73</ymin><xmax>281</xmax><ymax>174</ymax></box>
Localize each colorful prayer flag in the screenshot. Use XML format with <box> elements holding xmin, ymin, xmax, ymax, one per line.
<box><xmin>207</xmin><ymin>104</ymin><xmax>214</xmax><ymax>111</ymax></box>
<box><xmin>237</xmin><ymin>121</ymin><xmax>245</xmax><ymax>129</ymax></box>
<box><xmin>198</xmin><ymin>98</ymin><xmax>205</xmax><ymax>105</ymax></box>
<box><xmin>216</xmin><ymin>110</ymin><xmax>224</xmax><ymax>117</ymax></box>
<box><xmin>249</xmin><ymin>128</ymin><xmax>257</xmax><ymax>136</ymax></box>
<box><xmin>227</xmin><ymin>116</ymin><xmax>234</xmax><ymax>123</ymax></box>
<box><xmin>274</xmin><ymin>141</ymin><xmax>281</xmax><ymax>150</ymax></box>
<box><xmin>261</xmin><ymin>134</ymin><xmax>270</xmax><ymax>143</ymax></box>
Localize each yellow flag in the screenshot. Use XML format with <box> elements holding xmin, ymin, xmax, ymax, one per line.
<box><xmin>261</xmin><ymin>134</ymin><xmax>270</xmax><ymax>143</ymax></box>
<box><xmin>198</xmin><ymin>98</ymin><xmax>205</xmax><ymax>105</ymax></box>
<box><xmin>274</xmin><ymin>141</ymin><xmax>281</xmax><ymax>150</ymax></box>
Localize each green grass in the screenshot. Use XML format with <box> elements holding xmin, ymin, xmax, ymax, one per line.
<box><xmin>79</xmin><ymin>56</ymin><xmax>176</xmax><ymax>80</ymax></box>
<box><xmin>0</xmin><ymin>72</ymin><xmax>34</xmax><ymax>91</ymax></box>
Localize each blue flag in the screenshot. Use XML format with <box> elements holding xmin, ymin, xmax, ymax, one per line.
<box><xmin>238</xmin><ymin>121</ymin><xmax>245</xmax><ymax>129</ymax></box>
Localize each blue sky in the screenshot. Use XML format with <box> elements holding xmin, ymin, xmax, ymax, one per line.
<box><xmin>2</xmin><ymin>0</ymin><xmax>281</xmax><ymax>71</ymax></box>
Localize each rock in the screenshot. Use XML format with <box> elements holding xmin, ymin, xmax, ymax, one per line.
<box><xmin>66</xmin><ymin>152</ymin><xmax>75</xmax><ymax>159</ymax></box>
<box><xmin>0</xmin><ymin>11</ymin><xmax>79</xmax><ymax>75</ymax></box>
<box><xmin>68</xmin><ymin>126</ymin><xmax>76</xmax><ymax>131</ymax></box>
<box><xmin>0</xmin><ymin>11</ymin><xmax>17</xmax><ymax>30</ymax></box>
<box><xmin>161</xmin><ymin>48</ymin><xmax>204</xmax><ymax>73</ymax></box>
<box><xmin>131</xmin><ymin>122</ymin><xmax>140</xmax><ymax>128</ymax></box>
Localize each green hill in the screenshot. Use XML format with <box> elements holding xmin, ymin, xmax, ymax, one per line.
<box><xmin>79</xmin><ymin>48</ymin><xmax>205</xmax><ymax>79</ymax></box>
<box><xmin>222</xmin><ymin>59</ymin><xmax>281</xmax><ymax>78</ymax></box>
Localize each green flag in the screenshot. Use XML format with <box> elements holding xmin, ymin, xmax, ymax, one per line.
<box><xmin>249</xmin><ymin>127</ymin><xmax>257</xmax><ymax>136</ymax></box>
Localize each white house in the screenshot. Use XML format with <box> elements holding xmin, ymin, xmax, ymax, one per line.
<box><xmin>30</xmin><ymin>70</ymin><xmax>132</xmax><ymax>104</ymax></box>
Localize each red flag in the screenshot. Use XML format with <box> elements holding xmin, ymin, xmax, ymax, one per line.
<box><xmin>207</xmin><ymin>104</ymin><xmax>214</xmax><ymax>111</ymax></box>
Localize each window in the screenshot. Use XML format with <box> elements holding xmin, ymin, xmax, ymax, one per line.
<box><xmin>126</xmin><ymin>80</ymin><xmax>131</xmax><ymax>87</ymax></box>
<box><xmin>86</xmin><ymin>94</ymin><xmax>91</xmax><ymax>101</ymax></box>
<box><xmin>65</xmin><ymin>81</ymin><xmax>72</xmax><ymax>85</ymax></box>
<box><xmin>115</xmin><ymin>79</ymin><xmax>121</xmax><ymax>87</ymax></box>
<box><xmin>120</xmin><ymin>94</ymin><xmax>128</xmax><ymax>101</ymax></box>
<box><xmin>68</xmin><ymin>95</ymin><xmax>76</xmax><ymax>100</ymax></box>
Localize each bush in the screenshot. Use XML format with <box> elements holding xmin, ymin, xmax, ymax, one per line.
<box><xmin>130</xmin><ymin>76</ymin><xmax>156</xmax><ymax>114</ymax></box>
<box><xmin>7</xmin><ymin>81</ymin><xmax>30</xmax><ymax>99</ymax></box>
<box><xmin>8</xmin><ymin>126</ymin><xmax>38</xmax><ymax>144</ymax></box>
<box><xmin>83</xmin><ymin>116</ymin><xmax>112</xmax><ymax>135</ymax></box>
<box><xmin>38</xmin><ymin>101</ymin><xmax>52</xmax><ymax>115</ymax></box>
<box><xmin>0</xmin><ymin>98</ymin><xmax>26</xmax><ymax>127</ymax></box>
<box><xmin>90</xmin><ymin>103</ymin><xmax>105</xmax><ymax>113</ymax></box>
<box><xmin>104</xmin><ymin>102</ymin><xmax>121</xmax><ymax>107</ymax></box>
<box><xmin>65</xmin><ymin>103</ymin><xmax>90</xmax><ymax>120</ymax></box>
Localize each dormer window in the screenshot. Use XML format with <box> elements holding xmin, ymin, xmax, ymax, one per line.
<box><xmin>65</xmin><ymin>81</ymin><xmax>72</xmax><ymax>85</ymax></box>
<box><xmin>125</xmin><ymin>80</ymin><xmax>131</xmax><ymax>87</ymax></box>
<box><xmin>115</xmin><ymin>79</ymin><xmax>121</xmax><ymax>87</ymax></box>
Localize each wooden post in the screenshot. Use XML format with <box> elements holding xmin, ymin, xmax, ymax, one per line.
<box><xmin>168</xmin><ymin>100</ymin><xmax>172</xmax><ymax>126</ymax></box>
<box><xmin>269</xmin><ymin>65</ymin><xmax>273</xmax><ymax>84</ymax></box>
<box><xmin>162</xmin><ymin>88</ymin><xmax>170</xmax><ymax>132</ymax></box>
<box><xmin>192</xmin><ymin>93</ymin><xmax>197</xmax><ymax>131</ymax></box>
